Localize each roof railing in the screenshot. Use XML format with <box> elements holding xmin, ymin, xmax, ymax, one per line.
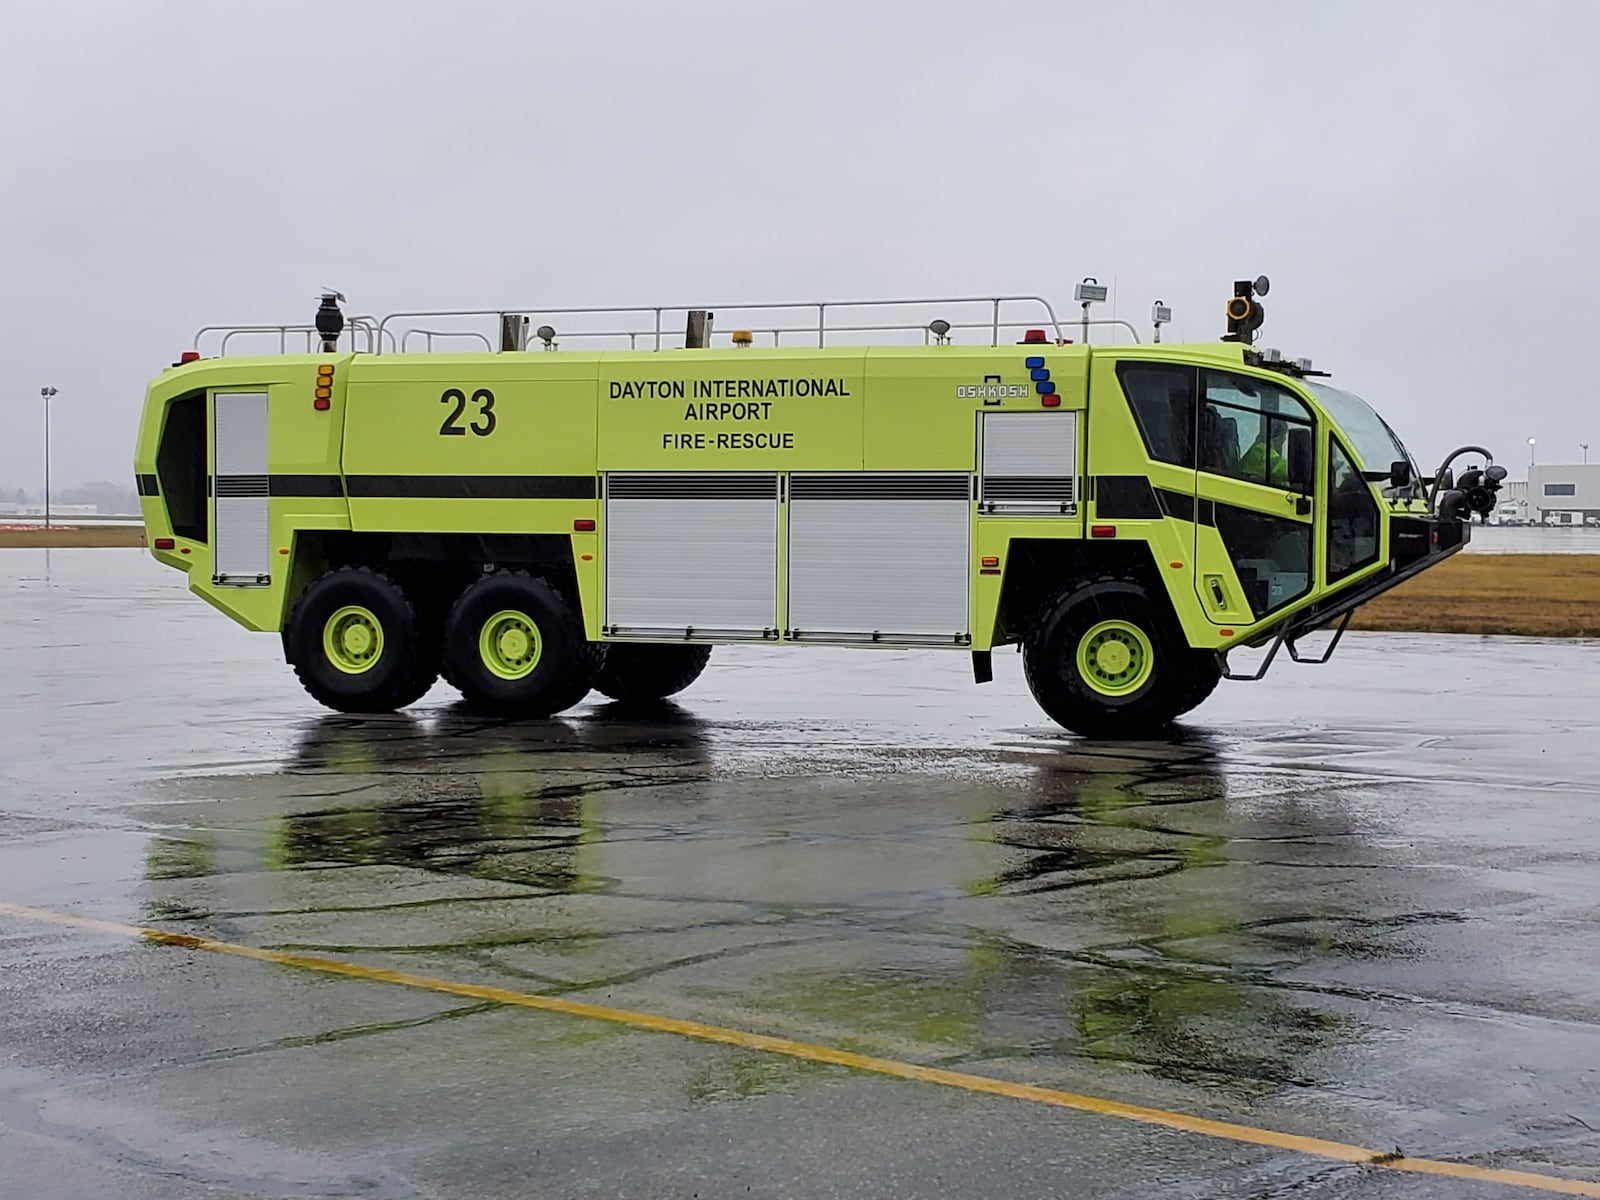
<box><xmin>194</xmin><ymin>295</ymin><xmax>1142</xmax><ymax>357</ymax></box>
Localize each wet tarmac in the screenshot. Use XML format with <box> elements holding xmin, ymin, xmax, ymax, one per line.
<box><xmin>4</xmin><ymin>548</ymin><xmax>1600</xmax><ymax>1198</ymax></box>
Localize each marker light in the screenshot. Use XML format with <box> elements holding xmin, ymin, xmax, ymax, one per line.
<box><xmin>732</xmin><ymin>330</ymin><xmax>754</xmax><ymax>346</ymax></box>
<box><xmin>574</xmin><ymin>519</ymin><xmax>596</xmax><ymax>532</ymax></box>
<box><xmin>1041</xmin><ymin>394</ymin><xmax>1061</xmax><ymax>408</ymax></box>
<box><xmin>314</xmin><ymin>397</ymin><xmax>331</xmax><ymax>411</ymax></box>
<box><xmin>153</xmin><ymin>537</ymin><xmax>175</xmax><ymax>550</ymax></box>
<box><xmin>1091</xmin><ymin>525</ymin><xmax>1116</xmax><ymax>538</ymax></box>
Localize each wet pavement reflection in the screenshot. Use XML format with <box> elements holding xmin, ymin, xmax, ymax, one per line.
<box><xmin>4</xmin><ymin>550</ymin><xmax>1600</xmax><ymax>1198</ymax></box>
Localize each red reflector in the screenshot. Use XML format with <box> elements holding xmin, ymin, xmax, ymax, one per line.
<box><xmin>1022</xmin><ymin>329</ymin><xmax>1048</xmax><ymax>344</ymax></box>
<box><xmin>574</xmin><ymin>519</ymin><xmax>596</xmax><ymax>532</ymax></box>
<box><xmin>1220</xmin><ymin>629</ymin><xmax>1235</xmax><ymax>637</ymax></box>
<box><xmin>1091</xmin><ymin>525</ymin><xmax>1116</xmax><ymax>538</ymax></box>
<box><xmin>980</xmin><ymin>568</ymin><xmax>1002</xmax><ymax>576</ymax></box>
<box><xmin>179</xmin><ymin>351</ymin><xmax>200</xmax><ymax>364</ymax></box>
<box><xmin>1041</xmin><ymin>394</ymin><xmax>1061</xmax><ymax>408</ymax></box>
<box><xmin>980</xmin><ymin>556</ymin><xmax>999</xmax><ymax>568</ymax></box>
<box><xmin>153</xmin><ymin>537</ymin><xmax>175</xmax><ymax>550</ymax></box>
<box><xmin>313</xmin><ymin>397</ymin><xmax>331</xmax><ymax>411</ymax></box>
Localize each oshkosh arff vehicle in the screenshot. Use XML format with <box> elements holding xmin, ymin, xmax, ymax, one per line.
<box><xmin>134</xmin><ymin>279</ymin><xmax>1503</xmax><ymax>736</ymax></box>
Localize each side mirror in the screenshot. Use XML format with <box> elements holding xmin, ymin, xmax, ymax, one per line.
<box><xmin>1389</xmin><ymin>459</ymin><xmax>1412</xmax><ymax>488</ymax></box>
<box><xmin>1286</xmin><ymin>426</ymin><xmax>1314</xmax><ymax>491</ymax></box>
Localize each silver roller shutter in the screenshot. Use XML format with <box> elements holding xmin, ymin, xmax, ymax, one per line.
<box><xmin>212</xmin><ymin>391</ymin><xmax>271</xmax><ymax>585</ymax></box>
<box><xmin>605</xmin><ymin>473</ymin><xmax>779</xmax><ymax>639</ymax></box>
<box><xmin>980</xmin><ymin>411</ymin><xmax>1079</xmax><ymax>515</ymax></box>
<box><xmin>787</xmin><ymin>473</ymin><xmax>970</xmax><ymax>644</ymax></box>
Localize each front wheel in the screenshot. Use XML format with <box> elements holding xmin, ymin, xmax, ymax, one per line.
<box><xmin>443</xmin><ymin>572</ymin><xmax>599</xmax><ymax>718</ymax></box>
<box><xmin>1022</xmin><ymin>581</ymin><xmax>1188</xmax><ymax>738</ymax></box>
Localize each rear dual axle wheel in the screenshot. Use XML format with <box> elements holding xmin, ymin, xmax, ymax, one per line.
<box><xmin>286</xmin><ymin>568</ymin><xmax>597</xmax><ymax>718</ymax></box>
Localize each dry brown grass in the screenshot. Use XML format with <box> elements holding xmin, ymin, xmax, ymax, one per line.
<box><xmin>0</xmin><ymin>527</ymin><xmax>146</xmax><ymax>549</ymax></box>
<box><xmin>1350</xmin><ymin>553</ymin><xmax>1600</xmax><ymax>638</ymax></box>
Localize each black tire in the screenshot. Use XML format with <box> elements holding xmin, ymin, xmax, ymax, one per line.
<box><xmin>1172</xmin><ymin>651</ymin><xmax>1223</xmax><ymax>718</ymax></box>
<box><xmin>595</xmin><ymin>644</ymin><xmax>712</xmax><ymax>703</ymax></box>
<box><xmin>286</xmin><ymin>567</ymin><xmax>430</xmax><ymax>714</ymax></box>
<box><xmin>1022</xmin><ymin>578</ymin><xmax>1188</xmax><ymax>738</ymax></box>
<box><xmin>443</xmin><ymin>571</ymin><xmax>600</xmax><ymax>718</ymax></box>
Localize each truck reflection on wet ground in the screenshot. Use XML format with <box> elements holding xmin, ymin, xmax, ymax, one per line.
<box><xmin>131</xmin><ymin>711</ymin><xmax>1392</xmax><ymax>1106</ymax></box>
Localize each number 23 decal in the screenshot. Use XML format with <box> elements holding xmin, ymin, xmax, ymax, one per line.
<box><xmin>439</xmin><ymin>388</ymin><xmax>497</xmax><ymax>437</ymax></box>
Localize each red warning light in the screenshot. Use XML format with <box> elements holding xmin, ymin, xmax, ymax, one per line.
<box><xmin>179</xmin><ymin>351</ymin><xmax>201</xmax><ymax>364</ymax></box>
<box><xmin>1041</xmin><ymin>394</ymin><xmax>1061</xmax><ymax>408</ymax></box>
<box><xmin>153</xmin><ymin>537</ymin><xmax>175</xmax><ymax>550</ymax></box>
<box><xmin>1021</xmin><ymin>329</ymin><xmax>1049</xmax><ymax>344</ymax></box>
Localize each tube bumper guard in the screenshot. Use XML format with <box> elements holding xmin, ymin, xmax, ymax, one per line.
<box><xmin>1221</xmin><ymin>515</ymin><xmax>1469</xmax><ymax>681</ymax></box>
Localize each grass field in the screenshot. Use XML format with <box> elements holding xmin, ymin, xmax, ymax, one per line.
<box><xmin>0</xmin><ymin>527</ymin><xmax>145</xmax><ymax>549</ymax></box>
<box><xmin>2</xmin><ymin>532</ymin><xmax>1594</xmax><ymax>637</ymax></box>
<box><xmin>1350</xmin><ymin>553</ymin><xmax>1600</xmax><ymax>637</ymax></box>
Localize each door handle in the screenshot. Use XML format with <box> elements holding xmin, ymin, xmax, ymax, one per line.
<box><xmin>1287</xmin><ymin>493</ymin><xmax>1311</xmax><ymax>516</ymax></box>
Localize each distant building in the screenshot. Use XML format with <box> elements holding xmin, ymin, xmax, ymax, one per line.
<box><xmin>1528</xmin><ymin>464</ymin><xmax>1600</xmax><ymax>525</ymax></box>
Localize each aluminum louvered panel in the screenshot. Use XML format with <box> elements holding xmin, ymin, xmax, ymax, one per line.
<box><xmin>212</xmin><ymin>391</ymin><xmax>271</xmax><ymax>584</ymax></box>
<box><xmin>788</xmin><ymin>473</ymin><xmax>970</xmax><ymax>642</ymax></box>
<box><xmin>980</xmin><ymin>411</ymin><xmax>1078</xmax><ymax>515</ymax></box>
<box><xmin>605</xmin><ymin>473</ymin><xmax>778</xmax><ymax>638</ymax></box>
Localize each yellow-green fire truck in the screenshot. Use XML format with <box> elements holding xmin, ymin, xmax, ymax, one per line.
<box><xmin>133</xmin><ymin>283</ymin><xmax>1504</xmax><ymax>736</ymax></box>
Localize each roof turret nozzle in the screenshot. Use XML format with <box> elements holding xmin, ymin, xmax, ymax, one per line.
<box><xmin>315</xmin><ymin>290</ymin><xmax>345</xmax><ymax>353</ymax></box>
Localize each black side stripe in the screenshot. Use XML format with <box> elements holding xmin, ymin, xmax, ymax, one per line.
<box><xmin>1093</xmin><ymin>475</ymin><xmax>1161</xmax><ymax>520</ymax></box>
<box><xmin>346</xmin><ymin>475</ymin><xmax>598</xmax><ymax>500</ymax></box>
<box><xmin>1155</xmin><ymin>487</ymin><xmax>1195</xmax><ymax>522</ymax></box>
<box><xmin>135</xmin><ymin>473</ymin><xmax>160</xmax><ymax>497</ymax></box>
<box><xmin>270</xmin><ymin>475</ymin><xmax>344</xmax><ymax>497</ymax></box>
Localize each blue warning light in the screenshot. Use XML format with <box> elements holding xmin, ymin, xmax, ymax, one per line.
<box><xmin>1024</xmin><ymin>355</ymin><xmax>1045</xmax><ymax>370</ymax></box>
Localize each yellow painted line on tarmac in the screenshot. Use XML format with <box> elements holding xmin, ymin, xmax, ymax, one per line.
<box><xmin>5</xmin><ymin>899</ymin><xmax>1599</xmax><ymax>1197</ymax></box>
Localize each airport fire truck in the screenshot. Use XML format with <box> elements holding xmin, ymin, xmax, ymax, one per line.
<box><xmin>133</xmin><ymin>281</ymin><xmax>1504</xmax><ymax>735</ymax></box>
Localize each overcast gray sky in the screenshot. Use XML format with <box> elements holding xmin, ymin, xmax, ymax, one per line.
<box><xmin>2</xmin><ymin>0</ymin><xmax>1595</xmax><ymax>489</ymax></box>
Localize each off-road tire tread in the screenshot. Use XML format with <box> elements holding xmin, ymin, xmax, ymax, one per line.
<box><xmin>1022</xmin><ymin>573</ymin><xmax>1190</xmax><ymax>739</ymax></box>
<box><xmin>443</xmin><ymin>570</ymin><xmax>599</xmax><ymax>718</ymax></box>
<box><xmin>595</xmin><ymin>644</ymin><xmax>713</xmax><ymax>703</ymax></box>
<box><xmin>286</xmin><ymin>566</ymin><xmax>427</xmax><ymax>714</ymax></box>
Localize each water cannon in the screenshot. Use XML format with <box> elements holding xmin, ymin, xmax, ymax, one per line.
<box><xmin>1222</xmin><ymin>275</ymin><xmax>1269</xmax><ymax>345</ymax></box>
<box><xmin>1430</xmin><ymin>447</ymin><xmax>1507</xmax><ymax>521</ymax></box>
<box><xmin>315</xmin><ymin>290</ymin><xmax>345</xmax><ymax>352</ymax></box>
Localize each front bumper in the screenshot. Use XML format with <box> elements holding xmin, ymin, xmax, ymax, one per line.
<box><xmin>1239</xmin><ymin>515</ymin><xmax>1469</xmax><ymax>651</ymax></box>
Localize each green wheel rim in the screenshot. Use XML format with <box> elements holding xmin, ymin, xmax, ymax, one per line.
<box><xmin>479</xmin><ymin>609</ymin><xmax>543</xmax><ymax>680</ymax></box>
<box><xmin>323</xmin><ymin>605</ymin><xmax>385</xmax><ymax>675</ymax></box>
<box><xmin>1075</xmin><ymin>619</ymin><xmax>1155</xmax><ymax>697</ymax></box>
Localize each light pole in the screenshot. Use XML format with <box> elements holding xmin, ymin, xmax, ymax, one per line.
<box><xmin>1528</xmin><ymin>437</ymin><xmax>1536</xmax><ymax>469</ymax></box>
<box><xmin>40</xmin><ymin>387</ymin><xmax>57</xmax><ymax>530</ymax></box>
<box><xmin>1583</xmin><ymin>443</ymin><xmax>1591</xmax><ymax>465</ymax></box>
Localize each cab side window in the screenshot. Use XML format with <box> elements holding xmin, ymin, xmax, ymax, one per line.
<box><xmin>1115</xmin><ymin>362</ymin><xmax>1196</xmax><ymax>468</ymax></box>
<box><xmin>1200</xmin><ymin>371</ymin><xmax>1313</xmax><ymax>488</ymax></box>
<box><xmin>1327</xmin><ymin>438</ymin><xmax>1381</xmax><ymax>581</ymax></box>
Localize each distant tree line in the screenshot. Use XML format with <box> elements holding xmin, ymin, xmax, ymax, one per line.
<box><xmin>0</xmin><ymin>481</ymin><xmax>141</xmax><ymax>513</ymax></box>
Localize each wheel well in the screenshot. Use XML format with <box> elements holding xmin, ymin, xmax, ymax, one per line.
<box><xmin>280</xmin><ymin>532</ymin><xmax>580</xmax><ymax>661</ymax></box>
<box><xmin>994</xmin><ymin>538</ymin><xmax>1167</xmax><ymax>645</ymax></box>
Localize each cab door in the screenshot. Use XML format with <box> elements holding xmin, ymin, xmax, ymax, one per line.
<box><xmin>1191</xmin><ymin>369</ymin><xmax>1316</xmax><ymax>626</ymax></box>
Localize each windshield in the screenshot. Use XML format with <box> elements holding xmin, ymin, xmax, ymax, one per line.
<box><xmin>1304</xmin><ymin>382</ymin><xmax>1415</xmax><ymax>475</ymax></box>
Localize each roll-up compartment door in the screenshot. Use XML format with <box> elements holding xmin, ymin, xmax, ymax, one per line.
<box><xmin>212</xmin><ymin>391</ymin><xmax>271</xmax><ymax>585</ymax></box>
<box><xmin>980</xmin><ymin>411</ymin><xmax>1078</xmax><ymax>515</ymax></box>
<box><xmin>787</xmin><ymin>472</ymin><xmax>970</xmax><ymax>644</ymax></box>
<box><xmin>605</xmin><ymin>473</ymin><xmax>779</xmax><ymax>640</ymax></box>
